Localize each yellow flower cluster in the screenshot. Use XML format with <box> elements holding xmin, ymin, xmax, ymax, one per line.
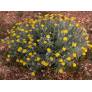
<box><xmin>81</xmin><ymin>47</ymin><xmax>88</xmax><ymax>56</ymax></box>
<box><xmin>72</xmin><ymin>42</ymin><xmax>77</xmax><ymax>47</ymax></box>
<box><xmin>16</xmin><ymin>59</ymin><xmax>27</xmax><ymax>66</ymax></box>
<box><xmin>41</xmin><ymin>61</ymin><xmax>49</xmax><ymax>66</ymax></box>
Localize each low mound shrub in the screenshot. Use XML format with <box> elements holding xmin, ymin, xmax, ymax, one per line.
<box><xmin>1</xmin><ymin>13</ymin><xmax>92</xmax><ymax>76</ymax></box>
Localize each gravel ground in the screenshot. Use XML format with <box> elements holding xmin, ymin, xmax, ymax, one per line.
<box><xmin>0</xmin><ymin>11</ymin><xmax>92</xmax><ymax>80</ymax></box>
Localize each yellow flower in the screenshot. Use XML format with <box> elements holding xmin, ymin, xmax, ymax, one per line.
<box><xmin>20</xmin><ymin>28</ymin><xmax>25</xmax><ymax>32</ymax></box>
<box><xmin>82</xmin><ymin>32</ymin><xmax>87</xmax><ymax>36</ymax></box>
<box><xmin>29</xmin><ymin>52</ymin><xmax>33</xmax><ymax>56</ymax></box>
<box><xmin>43</xmin><ymin>41</ymin><xmax>47</xmax><ymax>44</ymax></box>
<box><xmin>12</xmin><ymin>33</ymin><xmax>16</xmax><ymax>36</ymax></box>
<box><xmin>76</xmin><ymin>23</ymin><xmax>80</xmax><ymax>27</ymax></box>
<box><xmin>32</xmin><ymin>24</ymin><xmax>35</xmax><ymax>29</ymax></box>
<box><xmin>19</xmin><ymin>59</ymin><xmax>24</xmax><ymax>63</ymax></box>
<box><xmin>31</xmin><ymin>72</ymin><xmax>35</xmax><ymax>76</ymax></box>
<box><xmin>27</xmin><ymin>34</ymin><xmax>31</xmax><ymax>37</ymax></box>
<box><xmin>16</xmin><ymin>39</ymin><xmax>20</xmax><ymax>42</ymax></box>
<box><xmin>59</xmin><ymin>68</ymin><xmax>63</xmax><ymax>73</ymax></box>
<box><xmin>11</xmin><ymin>40</ymin><xmax>14</xmax><ymax>43</ymax></box>
<box><xmin>66</xmin><ymin>57</ymin><xmax>71</xmax><ymax>61</ymax></box>
<box><xmin>81</xmin><ymin>47</ymin><xmax>85</xmax><ymax>50</ymax></box>
<box><xmin>84</xmin><ymin>48</ymin><xmax>87</xmax><ymax>52</ymax></box>
<box><xmin>73</xmin><ymin>53</ymin><xmax>77</xmax><ymax>58</ymax></box>
<box><xmin>16</xmin><ymin>22</ymin><xmax>22</xmax><ymax>25</ymax></box>
<box><xmin>81</xmin><ymin>47</ymin><xmax>87</xmax><ymax>52</ymax></box>
<box><xmin>41</xmin><ymin>61</ymin><xmax>49</xmax><ymax>66</ymax></box>
<box><xmin>17</xmin><ymin>47</ymin><xmax>23</xmax><ymax>52</ymax></box>
<box><xmin>23</xmin><ymin>39</ymin><xmax>26</xmax><ymax>41</ymax></box>
<box><xmin>60</xmin><ymin>18</ymin><xmax>63</xmax><ymax>21</ymax></box>
<box><xmin>22</xmin><ymin>49</ymin><xmax>27</xmax><ymax>53</ymax></box>
<box><xmin>36</xmin><ymin>57</ymin><xmax>41</xmax><ymax>61</ymax></box>
<box><xmin>82</xmin><ymin>52</ymin><xmax>86</xmax><ymax>56</ymax></box>
<box><xmin>72</xmin><ymin>42</ymin><xmax>77</xmax><ymax>47</ymax></box>
<box><xmin>62</xmin><ymin>47</ymin><xmax>67</xmax><ymax>51</ymax></box>
<box><xmin>7</xmin><ymin>41</ymin><xmax>10</xmax><ymax>44</ymax></box>
<box><xmin>33</xmin><ymin>52</ymin><xmax>36</xmax><ymax>55</ymax></box>
<box><xmin>61</xmin><ymin>29</ymin><xmax>68</xmax><ymax>34</ymax></box>
<box><xmin>29</xmin><ymin>37</ymin><xmax>33</xmax><ymax>41</ymax></box>
<box><xmin>64</xmin><ymin>16</ymin><xmax>69</xmax><ymax>20</ymax></box>
<box><xmin>41</xmin><ymin>24</ymin><xmax>44</xmax><ymax>28</ymax></box>
<box><xmin>69</xmin><ymin>23</ymin><xmax>72</xmax><ymax>26</ymax></box>
<box><xmin>1</xmin><ymin>39</ymin><xmax>4</xmax><ymax>43</ymax></box>
<box><xmin>26</xmin><ymin>57</ymin><xmax>30</xmax><ymax>61</ymax></box>
<box><xmin>61</xmin><ymin>62</ymin><xmax>65</xmax><ymax>66</ymax></box>
<box><xmin>47</xmin><ymin>48</ymin><xmax>52</xmax><ymax>53</ymax></box>
<box><xmin>28</xmin><ymin>45</ymin><xmax>32</xmax><ymax>48</ymax></box>
<box><xmin>28</xmin><ymin>41</ymin><xmax>32</xmax><ymax>44</ymax></box>
<box><xmin>50</xmin><ymin>57</ymin><xmax>54</xmax><ymax>61</ymax></box>
<box><xmin>58</xmin><ymin>58</ymin><xmax>63</xmax><ymax>63</ymax></box>
<box><xmin>33</xmin><ymin>20</ymin><xmax>37</xmax><ymax>24</ymax></box>
<box><xmin>63</xmin><ymin>37</ymin><xmax>68</xmax><ymax>42</ymax></box>
<box><xmin>71</xmin><ymin>17</ymin><xmax>76</xmax><ymax>21</ymax></box>
<box><xmin>23</xmin><ymin>39</ymin><xmax>27</xmax><ymax>43</ymax></box>
<box><xmin>23</xmin><ymin>62</ymin><xmax>27</xmax><ymax>66</ymax></box>
<box><xmin>72</xmin><ymin>63</ymin><xmax>77</xmax><ymax>68</ymax></box>
<box><xmin>25</xmin><ymin>30</ymin><xmax>28</xmax><ymax>33</ymax></box>
<box><xmin>46</xmin><ymin>35</ymin><xmax>50</xmax><ymax>39</ymax></box>
<box><xmin>33</xmin><ymin>43</ymin><xmax>37</xmax><ymax>46</ymax></box>
<box><xmin>16</xmin><ymin>35</ymin><xmax>20</xmax><ymax>38</ymax></box>
<box><xmin>23</xmin><ymin>40</ymin><xmax>27</xmax><ymax>44</ymax></box>
<box><xmin>37</xmin><ymin>39</ymin><xmax>40</xmax><ymax>42</ymax></box>
<box><xmin>55</xmin><ymin>53</ymin><xmax>60</xmax><ymax>57</ymax></box>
